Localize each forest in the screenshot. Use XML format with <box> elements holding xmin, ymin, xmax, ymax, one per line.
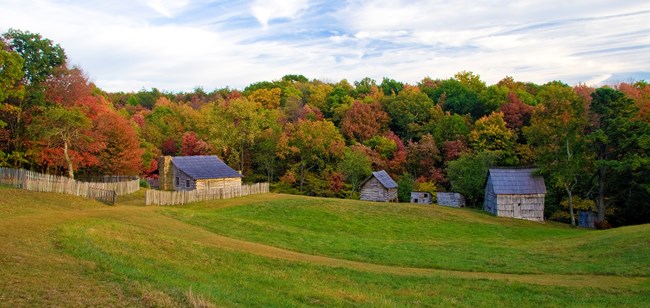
<box><xmin>1</xmin><ymin>29</ymin><xmax>649</xmax><ymax>227</ymax></box>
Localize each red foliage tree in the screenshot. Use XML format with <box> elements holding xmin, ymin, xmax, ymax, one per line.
<box><xmin>341</xmin><ymin>101</ymin><xmax>390</xmax><ymax>142</ymax></box>
<box><xmin>180</xmin><ymin>131</ymin><xmax>211</xmax><ymax>156</ymax></box>
<box><xmin>442</xmin><ymin>139</ymin><xmax>468</xmax><ymax>162</ymax></box>
<box><xmin>297</xmin><ymin>104</ymin><xmax>324</xmax><ymax>121</ymax></box>
<box><xmin>44</xmin><ymin>66</ymin><xmax>92</xmax><ymax>107</ymax></box>
<box><xmin>161</xmin><ymin>138</ymin><xmax>178</xmax><ymax>156</ymax></box>
<box><xmin>498</xmin><ymin>92</ymin><xmax>533</xmax><ymax>130</ymax></box>
<box><xmin>617</xmin><ymin>82</ymin><xmax>650</xmax><ymax>123</ymax></box>
<box><xmin>406</xmin><ymin>134</ymin><xmax>440</xmax><ymax>180</ymax></box>
<box><xmin>93</xmin><ymin>111</ymin><xmax>143</xmax><ymax>175</ymax></box>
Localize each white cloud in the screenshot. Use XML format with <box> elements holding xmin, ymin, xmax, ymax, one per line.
<box><xmin>250</xmin><ymin>0</ymin><xmax>309</xmax><ymax>28</ymax></box>
<box><xmin>0</xmin><ymin>0</ymin><xmax>648</xmax><ymax>91</ymax></box>
<box><xmin>146</xmin><ymin>0</ymin><xmax>190</xmax><ymax>18</ymax></box>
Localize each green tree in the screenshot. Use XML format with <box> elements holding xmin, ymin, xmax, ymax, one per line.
<box><xmin>454</xmin><ymin>71</ymin><xmax>486</xmax><ymax>94</ymax></box>
<box><xmin>280</xmin><ymin>119</ymin><xmax>345</xmax><ymax>191</ymax></box>
<box><xmin>396</xmin><ymin>173</ymin><xmax>415</xmax><ymax>202</ymax></box>
<box><xmin>446</xmin><ymin>151</ymin><xmax>497</xmax><ymax>207</ymax></box>
<box><xmin>427</xmin><ymin>79</ymin><xmax>482</xmax><ymax>119</ymax></box>
<box><xmin>589</xmin><ymin>87</ymin><xmax>650</xmax><ymax>223</ymax></box>
<box><xmin>382</xmin><ymin>85</ymin><xmax>434</xmax><ymax>139</ymax></box>
<box><xmin>469</xmin><ymin>112</ymin><xmax>517</xmax><ymax>165</ymax></box>
<box><xmin>354</xmin><ymin>77</ymin><xmax>377</xmax><ymax>96</ymax></box>
<box><xmin>252</xmin><ymin>110</ymin><xmax>284</xmax><ymax>182</ymax></box>
<box><xmin>380</xmin><ymin>77</ymin><xmax>404</xmax><ymax>96</ymax></box>
<box><xmin>0</xmin><ymin>38</ymin><xmax>25</xmax><ymax>102</ymax></box>
<box><xmin>3</xmin><ymin>29</ymin><xmax>66</xmax><ymax>86</ymax></box>
<box><xmin>525</xmin><ymin>84</ymin><xmax>591</xmax><ymax>226</ymax></box>
<box><xmin>339</xmin><ymin>148</ymin><xmax>372</xmax><ymax>195</ymax></box>
<box><xmin>208</xmin><ymin>97</ymin><xmax>263</xmax><ymax>174</ymax></box>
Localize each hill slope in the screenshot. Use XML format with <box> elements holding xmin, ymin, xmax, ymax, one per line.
<box><xmin>1</xmin><ymin>187</ymin><xmax>649</xmax><ymax>307</ymax></box>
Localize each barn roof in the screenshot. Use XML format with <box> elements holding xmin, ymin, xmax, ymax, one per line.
<box><xmin>365</xmin><ymin>170</ymin><xmax>398</xmax><ymax>189</ymax></box>
<box><xmin>488</xmin><ymin>168</ymin><xmax>546</xmax><ymax>195</ymax></box>
<box><xmin>172</xmin><ymin>156</ymin><xmax>242</xmax><ymax>180</ymax></box>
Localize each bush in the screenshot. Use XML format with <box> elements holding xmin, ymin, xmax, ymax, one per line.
<box><xmin>139</xmin><ymin>179</ymin><xmax>150</xmax><ymax>188</ymax></box>
<box><xmin>397</xmin><ymin>174</ymin><xmax>414</xmax><ymax>202</ymax></box>
<box><xmin>594</xmin><ymin>220</ymin><xmax>612</xmax><ymax>230</ymax></box>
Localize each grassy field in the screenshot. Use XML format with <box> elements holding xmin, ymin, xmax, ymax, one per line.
<box><xmin>1</xmin><ymin>186</ymin><xmax>649</xmax><ymax>307</ymax></box>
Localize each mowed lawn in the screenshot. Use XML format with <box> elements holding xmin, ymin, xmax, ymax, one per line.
<box><xmin>1</xmin><ymin>186</ymin><xmax>649</xmax><ymax>307</ymax></box>
<box><xmin>163</xmin><ymin>194</ymin><xmax>650</xmax><ymax>276</ymax></box>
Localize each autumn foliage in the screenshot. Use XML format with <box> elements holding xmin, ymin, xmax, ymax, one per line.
<box><xmin>2</xmin><ymin>28</ymin><xmax>650</xmax><ymax>227</ymax></box>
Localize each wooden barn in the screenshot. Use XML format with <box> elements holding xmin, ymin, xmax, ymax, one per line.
<box><xmin>483</xmin><ymin>168</ymin><xmax>546</xmax><ymax>221</ymax></box>
<box><xmin>158</xmin><ymin>155</ymin><xmax>242</xmax><ymax>194</ymax></box>
<box><xmin>410</xmin><ymin>191</ymin><xmax>433</xmax><ymax>204</ymax></box>
<box><xmin>360</xmin><ymin>170</ymin><xmax>398</xmax><ymax>202</ymax></box>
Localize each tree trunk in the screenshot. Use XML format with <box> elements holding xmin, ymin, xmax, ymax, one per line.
<box><xmin>63</xmin><ymin>140</ymin><xmax>74</xmax><ymax>179</ymax></box>
<box><xmin>299</xmin><ymin>163</ymin><xmax>305</xmax><ymax>192</ymax></box>
<box><xmin>566</xmin><ymin>186</ymin><xmax>575</xmax><ymax>226</ymax></box>
<box><xmin>239</xmin><ymin>144</ymin><xmax>245</xmax><ymax>175</ymax></box>
<box><xmin>597</xmin><ymin>165</ymin><xmax>606</xmax><ymax>222</ymax></box>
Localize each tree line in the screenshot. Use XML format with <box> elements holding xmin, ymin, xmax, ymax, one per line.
<box><xmin>1</xmin><ymin>29</ymin><xmax>649</xmax><ymax>226</ymax></box>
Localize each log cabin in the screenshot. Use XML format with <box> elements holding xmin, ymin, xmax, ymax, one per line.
<box><xmin>483</xmin><ymin>168</ymin><xmax>546</xmax><ymax>221</ymax></box>
<box><xmin>158</xmin><ymin>155</ymin><xmax>242</xmax><ymax>194</ymax></box>
<box><xmin>360</xmin><ymin>170</ymin><xmax>398</xmax><ymax>202</ymax></box>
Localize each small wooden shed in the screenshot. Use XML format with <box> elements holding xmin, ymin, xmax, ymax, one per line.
<box><xmin>159</xmin><ymin>155</ymin><xmax>242</xmax><ymax>193</ymax></box>
<box><xmin>360</xmin><ymin>170</ymin><xmax>398</xmax><ymax>202</ymax></box>
<box><xmin>437</xmin><ymin>192</ymin><xmax>466</xmax><ymax>207</ymax></box>
<box><xmin>411</xmin><ymin>191</ymin><xmax>433</xmax><ymax>204</ymax></box>
<box><xmin>578</xmin><ymin>210</ymin><xmax>597</xmax><ymax>229</ymax></box>
<box><xmin>483</xmin><ymin>168</ymin><xmax>546</xmax><ymax>221</ymax></box>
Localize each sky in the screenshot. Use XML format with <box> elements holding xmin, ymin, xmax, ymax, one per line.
<box><xmin>1</xmin><ymin>0</ymin><xmax>649</xmax><ymax>92</ymax></box>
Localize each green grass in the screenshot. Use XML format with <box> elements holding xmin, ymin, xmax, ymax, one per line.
<box><xmin>1</xmin><ymin>187</ymin><xmax>649</xmax><ymax>306</ymax></box>
<box><xmin>162</xmin><ymin>194</ymin><xmax>650</xmax><ymax>276</ymax></box>
<box><xmin>54</xmin><ymin>219</ymin><xmax>650</xmax><ymax>307</ymax></box>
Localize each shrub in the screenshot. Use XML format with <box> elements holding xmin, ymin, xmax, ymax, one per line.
<box><xmin>594</xmin><ymin>220</ymin><xmax>612</xmax><ymax>230</ymax></box>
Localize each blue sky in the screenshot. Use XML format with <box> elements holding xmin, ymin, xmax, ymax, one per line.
<box><xmin>1</xmin><ymin>0</ymin><xmax>649</xmax><ymax>92</ymax></box>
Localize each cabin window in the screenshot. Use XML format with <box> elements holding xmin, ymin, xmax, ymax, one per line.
<box><xmin>175</xmin><ymin>176</ymin><xmax>179</xmax><ymax>186</ymax></box>
<box><xmin>424</xmin><ymin>193</ymin><xmax>428</xmax><ymax>198</ymax></box>
<box><xmin>186</xmin><ymin>179</ymin><xmax>190</xmax><ymax>188</ymax></box>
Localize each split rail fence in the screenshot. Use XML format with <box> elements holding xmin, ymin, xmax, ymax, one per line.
<box><xmin>0</xmin><ymin>167</ymin><xmax>139</xmax><ymax>205</ymax></box>
<box><xmin>145</xmin><ymin>182</ymin><xmax>269</xmax><ymax>206</ymax></box>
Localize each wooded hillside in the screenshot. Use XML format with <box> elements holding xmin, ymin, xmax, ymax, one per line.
<box><xmin>1</xmin><ymin>29</ymin><xmax>649</xmax><ymax>226</ymax></box>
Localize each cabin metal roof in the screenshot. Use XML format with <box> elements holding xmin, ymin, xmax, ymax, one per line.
<box><xmin>487</xmin><ymin>168</ymin><xmax>546</xmax><ymax>195</ymax></box>
<box><xmin>171</xmin><ymin>156</ymin><xmax>242</xmax><ymax>180</ymax></box>
<box><xmin>369</xmin><ymin>170</ymin><xmax>398</xmax><ymax>189</ymax></box>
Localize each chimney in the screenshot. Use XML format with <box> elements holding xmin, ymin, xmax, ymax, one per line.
<box><xmin>158</xmin><ymin>156</ymin><xmax>174</xmax><ymax>190</ymax></box>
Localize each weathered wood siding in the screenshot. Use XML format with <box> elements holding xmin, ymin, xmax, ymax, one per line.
<box><xmin>437</xmin><ymin>192</ymin><xmax>465</xmax><ymax>207</ymax></box>
<box><xmin>173</xmin><ymin>166</ymin><xmax>196</xmax><ymax>191</ymax></box>
<box><xmin>196</xmin><ymin>177</ymin><xmax>242</xmax><ymax>194</ymax></box>
<box><xmin>360</xmin><ymin>177</ymin><xmax>397</xmax><ymax>202</ymax></box>
<box><xmin>410</xmin><ymin>191</ymin><xmax>433</xmax><ymax>204</ymax></box>
<box><xmin>483</xmin><ymin>176</ymin><xmax>498</xmax><ymax>214</ymax></box>
<box><xmin>172</xmin><ymin>165</ymin><xmax>241</xmax><ymax>193</ymax></box>
<box><xmin>494</xmin><ymin>194</ymin><xmax>545</xmax><ymax>222</ymax></box>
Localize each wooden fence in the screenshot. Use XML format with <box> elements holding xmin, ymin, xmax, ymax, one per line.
<box><xmin>88</xmin><ymin>188</ymin><xmax>117</xmax><ymax>205</ymax></box>
<box><xmin>145</xmin><ymin>182</ymin><xmax>269</xmax><ymax>206</ymax></box>
<box><xmin>0</xmin><ymin>167</ymin><xmax>139</xmax><ymax>203</ymax></box>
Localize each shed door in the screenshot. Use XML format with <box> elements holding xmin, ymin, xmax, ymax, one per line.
<box><xmin>514</xmin><ymin>200</ymin><xmax>521</xmax><ymax>218</ymax></box>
